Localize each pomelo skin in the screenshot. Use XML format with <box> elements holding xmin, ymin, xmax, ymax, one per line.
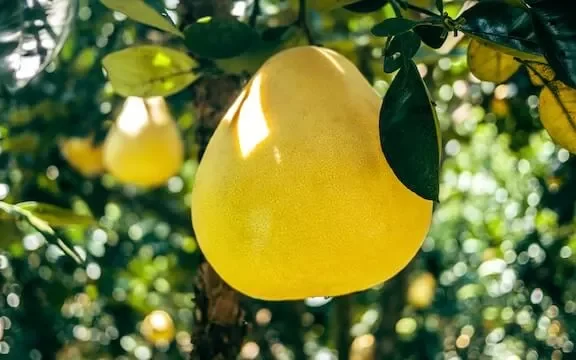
<box><xmin>103</xmin><ymin>96</ymin><xmax>184</xmax><ymax>188</ymax></box>
<box><xmin>191</xmin><ymin>46</ymin><xmax>433</xmax><ymax>301</ymax></box>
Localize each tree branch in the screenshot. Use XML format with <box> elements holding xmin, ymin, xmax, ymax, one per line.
<box><xmin>177</xmin><ymin>1</ymin><xmax>248</xmax><ymax>359</ymax></box>
<box><xmin>298</xmin><ymin>0</ymin><xmax>315</xmax><ymax>45</ymax></box>
<box><xmin>336</xmin><ymin>295</ymin><xmax>352</xmax><ymax>359</ymax></box>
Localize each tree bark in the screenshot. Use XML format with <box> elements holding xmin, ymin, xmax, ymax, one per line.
<box><xmin>336</xmin><ymin>295</ymin><xmax>352</xmax><ymax>359</ymax></box>
<box><xmin>374</xmin><ymin>264</ymin><xmax>412</xmax><ymax>359</ymax></box>
<box><xmin>177</xmin><ymin>1</ymin><xmax>248</xmax><ymax>359</ymax></box>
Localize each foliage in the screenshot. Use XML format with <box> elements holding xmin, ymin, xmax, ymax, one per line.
<box><xmin>0</xmin><ymin>0</ymin><xmax>575</xmax><ymax>359</ymax></box>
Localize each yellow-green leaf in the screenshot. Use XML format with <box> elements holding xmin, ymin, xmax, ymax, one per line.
<box><xmin>102</xmin><ymin>45</ymin><xmax>199</xmax><ymax>97</ymax></box>
<box><xmin>467</xmin><ymin>39</ymin><xmax>521</xmax><ymax>83</ymax></box>
<box><xmin>0</xmin><ymin>201</ymin><xmax>86</xmax><ymax>264</ymax></box>
<box><xmin>15</xmin><ymin>202</ymin><xmax>96</xmax><ymax>227</ymax></box>
<box><xmin>1</xmin><ymin>133</ymin><xmax>40</xmax><ymax>153</ymax></box>
<box><xmin>538</xmin><ymin>81</ymin><xmax>576</xmax><ymax>153</ymax></box>
<box><xmin>100</xmin><ymin>0</ymin><xmax>183</xmax><ymax>37</ymax></box>
<box><xmin>23</xmin><ymin>212</ymin><xmax>86</xmax><ymax>265</ymax></box>
<box><xmin>0</xmin><ymin>219</ymin><xmax>22</xmax><ymax>247</ymax></box>
<box><xmin>525</xmin><ymin>61</ymin><xmax>556</xmax><ymax>86</ymax></box>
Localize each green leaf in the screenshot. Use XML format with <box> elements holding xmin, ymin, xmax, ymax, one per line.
<box><xmin>0</xmin><ymin>219</ymin><xmax>22</xmax><ymax>248</ymax></box>
<box><xmin>458</xmin><ymin>0</ymin><xmax>544</xmax><ymax>60</ymax></box>
<box><xmin>184</xmin><ymin>17</ymin><xmax>259</xmax><ymax>59</ymax></box>
<box><xmin>372</xmin><ymin>18</ymin><xmax>420</xmax><ymax>37</ymax></box>
<box><xmin>100</xmin><ymin>0</ymin><xmax>183</xmax><ymax>37</ymax></box>
<box><xmin>344</xmin><ymin>0</ymin><xmax>389</xmax><ymax>13</ymax></box>
<box><xmin>260</xmin><ymin>25</ymin><xmax>294</xmax><ymax>42</ymax></box>
<box><xmin>214</xmin><ymin>27</ymin><xmax>298</xmax><ymax>75</ymax></box>
<box><xmin>525</xmin><ymin>0</ymin><xmax>576</xmax><ymax>88</ymax></box>
<box><xmin>0</xmin><ymin>201</ymin><xmax>85</xmax><ymax>264</ymax></box>
<box><xmin>379</xmin><ymin>60</ymin><xmax>441</xmax><ymax>201</ymax></box>
<box><xmin>414</xmin><ymin>25</ymin><xmax>448</xmax><ymax>49</ymax></box>
<box><xmin>102</xmin><ymin>45</ymin><xmax>200</xmax><ymax>97</ymax></box>
<box><xmin>435</xmin><ymin>0</ymin><xmax>444</xmax><ymax>14</ymax></box>
<box><xmin>15</xmin><ymin>202</ymin><xmax>96</xmax><ymax>227</ymax></box>
<box><xmin>384</xmin><ymin>31</ymin><xmax>422</xmax><ymax>73</ymax></box>
<box><xmin>24</xmin><ymin>212</ymin><xmax>86</xmax><ymax>265</ymax></box>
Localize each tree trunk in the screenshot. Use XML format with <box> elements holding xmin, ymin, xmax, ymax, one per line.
<box><xmin>177</xmin><ymin>1</ymin><xmax>248</xmax><ymax>359</ymax></box>
<box><xmin>374</xmin><ymin>264</ymin><xmax>412</xmax><ymax>359</ymax></box>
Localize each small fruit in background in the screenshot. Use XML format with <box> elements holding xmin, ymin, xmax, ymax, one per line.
<box><xmin>407</xmin><ymin>272</ymin><xmax>437</xmax><ymax>309</ymax></box>
<box><xmin>140</xmin><ymin>310</ymin><xmax>176</xmax><ymax>346</ymax></box>
<box><xmin>490</xmin><ymin>98</ymin><xmax>510</xmax><ymax>118</ymax></box>
<box><xmin>350</xmin><ymin>334</ymin><xmax>376</xmax><ymax>360</ymax></box>
<box><xmin>59</xmin><ymin>135</ymin><xmax>105</xmax><ymax>177</ymax></box>
<box><xmin>103</xmin><ymin>96</ymin><xmax>184</xmax><ymax>188</ymax></box>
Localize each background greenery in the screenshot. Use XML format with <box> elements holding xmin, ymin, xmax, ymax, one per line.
<box><xmin>1</xmin><ymin>0</ymin><xmax>575</xmax><ymax>359</ymax></box>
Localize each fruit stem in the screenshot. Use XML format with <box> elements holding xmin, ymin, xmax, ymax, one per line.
<box><xmin>298</xmin><ymin>0</ymin><xmax>316</xmax><ymax>45</ymax></box>
<box><xmin>390</xmin><ymin>0</ymin><xmax>404</xmax><ymax>17</ymax></box>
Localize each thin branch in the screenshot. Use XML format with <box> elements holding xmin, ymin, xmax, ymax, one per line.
<box><xmin>298</xmin><ymin>0</ymin><xmax>315</xmax><ymax>45</ymax></box>
<box><xmin>397</xmin><ymin>0</ymin><xmax>440</xmax><ymax>17</ymax></box>
<box><xmin>336</xmin><ymin>295</ymin><xmax>352</xmax><ymax>359</ymax></box>
<box><xmin>249</xmin><ymin>0</ymin><xmax>260</xmax><ymax>27</ymax></box>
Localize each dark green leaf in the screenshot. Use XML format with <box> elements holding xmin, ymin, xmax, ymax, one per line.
<box><xmin>184</xmin><ymin>17</ymin><xmax>258</xmax><ymax>59</ymax></box>
<box><xmin>0</xmin><ymin>219</ymin><xmax>22</xmax><ymax>247</ymax></box>
<box><xmin>435</xmin><ymin>0</ymin><xmax>444</xmax><ymax>14</ymax></box>
<box><xmin>15</xmin><ymin>202</ymin><xmax>96</xmax><ymax>227</ymax></box>
<box><xmin>379</xmin><ymin>60</ymin><xmax>441</xmax><ymax>201</ymax></box>
<box><xmin>344</xmin><ymin>0</ymin><xmax>389</xmax><ymax>13</ymax></box>
<box><xmin>414</xmin><ymin>25</ymin><xmax>448</xmax><ymax>49</ymax></box>
<box><xmin>384</xmin><ymin>31</ymin><xmax>422</xmax><ymax>73</ymax></box>
<box><xmin>260</xmin><ymin>25</ymin><xmax>294</xmax><ymax>42</ymax></box>
<box><xmin>458</xmin><ymin>0</ymin><xmax>542</xmax><ymax>58</ymax></box>
<box><xmin>372</xmin><ymin>18</ymin><xmax>419</xmax><ymax>37</ymax></box>
<box><xmin>525</xmin><ymin>0</ymin><xmax>576</xmax><ymax>88</ymax></box>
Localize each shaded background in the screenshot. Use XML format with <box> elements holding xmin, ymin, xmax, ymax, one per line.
<box><xmin>1</xmin><ymin>0</ymin><xmax>575</xmax><ymax>359</ymax></box>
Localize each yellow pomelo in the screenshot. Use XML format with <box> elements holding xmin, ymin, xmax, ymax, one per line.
<box><xmin>103</xmin><ymin>96</ymin><xmax>184</xmax><ymax>187</ymax></box>
<box><xmin>191</xmin><ymin>46</ymin><xmax>433</xmax><ymax>301</ymax></box>
<box><xmin>59</xmin><ymin>135</ymin><xmax>104</xmax><ymax>177</ymax></box>
<box><xmin>350</xmin><ymin>334</ymin><xmax>376</xmax><ymax>360</ymax></box>
<box><xmin>140</xmin><ymin>310</ymin><xmax>175</xmax><ymax>345</ymax></box>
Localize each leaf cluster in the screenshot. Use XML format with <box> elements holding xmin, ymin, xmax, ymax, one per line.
<box><xmin>96</xmin><ymin>0</ymin><xmax>576</xmax><ymax>206</ymax></box>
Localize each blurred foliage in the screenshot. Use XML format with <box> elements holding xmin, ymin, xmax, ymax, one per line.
<box><xmin>0</xmin><ymin>0</ymin><xmax>575</xmax><ymax>360</ymax></box>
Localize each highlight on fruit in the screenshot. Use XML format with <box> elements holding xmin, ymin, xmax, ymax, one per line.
<box><xmin>140</xmin><ymin>310</ymin><xmax>176</xmax><ymax>346</ymax></box>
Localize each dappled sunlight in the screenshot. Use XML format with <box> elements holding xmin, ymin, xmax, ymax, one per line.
<box><xmin>115</xmin><ymin>96</ymin><xmax>154</xmax><ymax>137</ymax></box>
<box><xmin>234</xmin><ymin>73</ymin><xmax>271</xmax><ymax>158</ymax></box>
<box><xmin>3</xmin><ymin>0</ymin><xmax>576</xmax><ymax>358</ymax></box>
<box><xmin>113</xmin><ymin>96</ymin><xmax>173</xmax><ymax>137</ymax></box>
<box><xmin>273</xmin><ymin>145</ymin><xmax>282</xmax><ymax>164</ymax></box>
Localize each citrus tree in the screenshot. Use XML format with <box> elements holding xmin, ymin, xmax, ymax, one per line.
<box><xmin>0</xmin><ymin>0</ymin><xmax>575</xmax><ymax>359</ymax></box>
